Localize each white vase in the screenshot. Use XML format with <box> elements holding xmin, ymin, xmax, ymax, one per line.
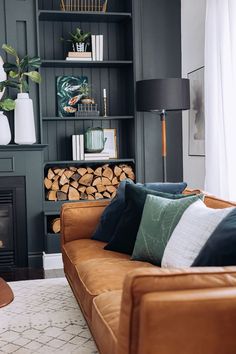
<box><xmin>0</xmin><ymin>111</ymin><xmax>11</xmax><ymax>145</ymax></box>
<box><xmin>14</xmin><ymin>93</ymin><xmax>36</xmax><ymax>144</ymax></box>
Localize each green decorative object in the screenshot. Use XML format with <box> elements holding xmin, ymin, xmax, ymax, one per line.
<box><xmin>57</xmin><ymin>76</ymin><xmax>88</xmax><ymax>117</ymax></box>
<box><xmin>131</xmin><ymin>193</ymin><xmax>203</xmax><ymax>266</ymax></box>
<box><xmin>84</xmin><ymin>127</ymin><xmax>106</xmax><ymax>153</ymax></box>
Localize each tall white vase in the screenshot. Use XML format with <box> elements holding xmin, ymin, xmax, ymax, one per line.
<box><xmin>0</xmin><ymin>111</ymin><xmax>11</xmax><ymax>145</ymax></box>
<box><xmin>14</xmin><ymin>93</ymin><xmax>36</xmax><ymax>144</ymax></box>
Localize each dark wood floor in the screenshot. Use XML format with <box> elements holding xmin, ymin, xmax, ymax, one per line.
<box><xmin>0</xmin><ymin>267</ymin><xmax>64</xmax><ymax>282</ymax></box>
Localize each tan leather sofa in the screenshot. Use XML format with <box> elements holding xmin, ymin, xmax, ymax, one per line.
<box><xmin>61</xmin><ymin>190</ymin><xmax>236</xmax><ymax>354</ymax></box>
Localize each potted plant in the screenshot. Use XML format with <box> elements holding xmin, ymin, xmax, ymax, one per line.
<box><xmin>79</xmin><ymin>82</ymin><xmax>95</xmax><ymax>105</ymax></box>
<box><xmin>61</xmin><ymin>27</ymin><xmax>91</xmax><ymax>52</ymax></box>
<box><xmin>0</xmin><ymin>44</ymin><xmax>41</xmax><ymax>144</ymax></box>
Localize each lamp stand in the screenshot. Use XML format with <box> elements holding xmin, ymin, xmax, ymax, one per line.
<box><xmin>160</xmin><ymin>110</ymin><xmax>167</xmax><ymax>182</ymax></box>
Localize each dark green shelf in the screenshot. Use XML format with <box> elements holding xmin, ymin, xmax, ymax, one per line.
<box><xmin>42</xmin><ymin>115</ymin><xmax>134</xmax><ymax>121</ymax></box>
<box><xmin>0</xmin><ymin>144</ymin><xmax>47</xmax><ymax>151</ymax></box>
<box><xmin>38</xmin><ymin>10</ymin><xmax>132</xmax><ymax>22</ymax></box>
<box><xmin>41</xmin><ymin>60</ymin><xmax>133</xmax><ymax>68</ymax></box>
<box><xmin>44</xmin><ymin>158</ymin><xmax>135</xmax><ymax>166</ymax></box>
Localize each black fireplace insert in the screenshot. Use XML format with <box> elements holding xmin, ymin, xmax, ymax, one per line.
<box><xmin>0</xmin><ymin>176</ymin><xmax>27</xmax><ymax>269</ymax></box>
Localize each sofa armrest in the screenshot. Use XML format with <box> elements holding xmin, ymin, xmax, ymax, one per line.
<box><xmin>117</xmin><ymin>266</ymin><xmax>236</xmax><ymax>354</ymax></box>
<box><xmin>61</xmin><ymin>200</ymin><xmax>110</xmax><ymax>244</ymax></box>
<box><xmin>137</xmin><ymin>287</ymin><xmax>236</xmax><ymax>354</ymax></box>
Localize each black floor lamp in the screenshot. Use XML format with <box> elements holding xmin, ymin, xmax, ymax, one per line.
<box><xmin>136</xmin><ymin>78</ymin><xmax>190</xmax><ymax>182</ymax></box>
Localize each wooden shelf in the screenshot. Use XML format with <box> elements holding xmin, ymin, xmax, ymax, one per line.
<box><xmin>38</xmin><ymin>10</ymin><xmax>132</xmax><ymax>22</ymax></box>
<box><xmin>42</xmin><ymin>115</ymin><xmax>134</xmax><ymax>121</ymax></box>
<box><xmin>41</xmin><ymin>60</ymin><xmax>133</xmax><ymax>68</ymax></box>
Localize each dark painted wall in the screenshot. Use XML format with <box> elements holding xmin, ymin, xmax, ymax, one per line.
<box><xmin>0</xmin><ymin>0</ymin><xmax>40</xmax><ymax>142</ymax></box>
<box><xmin>134</xmin><ymin>0</ymin><xmax>183</xmax><ymax>183</ymax></box>
<box><xmin>0</xmin><ymin>0</ymin><xmax>44</xmax><ymax>267</ymax></box>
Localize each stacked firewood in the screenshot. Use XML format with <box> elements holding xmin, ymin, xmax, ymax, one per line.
<box><xmin>44</xmin><ymin>163</ymin><xmax>135</xmax><ymax>201</ymax></box>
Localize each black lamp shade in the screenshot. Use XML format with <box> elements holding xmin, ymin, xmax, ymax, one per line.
<box><xmin>136</xmin><ymin>78</ymin><xmax>190</xmax><ymax>112</ymax></box>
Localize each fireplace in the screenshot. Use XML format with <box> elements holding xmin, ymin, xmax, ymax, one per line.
<box><xmin>0</xmin><ymin>177</ymin><xmax>27</xmax><ymax>269</ymax></box>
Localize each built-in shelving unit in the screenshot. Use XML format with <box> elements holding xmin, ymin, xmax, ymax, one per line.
<box><xmin>37</xmin><ymin>0</ymin><xmax>135</xmax><ymax>253</ymax></box>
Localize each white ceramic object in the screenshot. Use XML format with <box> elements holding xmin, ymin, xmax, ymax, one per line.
<box><xmin>0</xmin><ymin>111</ymin><xmax>11</xmax><ymax>145</ymax></box>
<box><xmin>14</xmin><ymin>93</ymin><xmax>36</xmax><ymax>144</ymax></box>
<box><xmin>0</xmin><ymin>56</ymin><xmax>7</xmax><ymax>100</ymax></box>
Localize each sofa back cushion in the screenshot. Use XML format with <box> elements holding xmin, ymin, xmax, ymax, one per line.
<box><xmin>131</xmin><ymin>194</ymin><xmax>202</xmax><ymax>265</ymax></box>
<box><xmin>104</xmin><ymin>183</ymin><xmax>189</xmax><ymax>255</ymax></box>
<box><xmin>93</xmin><ymin>181</ymin><xmax>187</xmax><ymax>243</ymax></box>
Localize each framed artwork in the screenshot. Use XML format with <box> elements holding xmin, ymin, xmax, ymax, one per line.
<box><xmin>57</xmin><ymin>76</ymin><xmax>88</xmax><ymax>117</ymax></box>
<box><xmin>188</xmin><ymin>66</ymin><xmax>205</xmax><ymax>156</ymax></box>
<box><xmin>103</xmin><ymin>128</ymin><xmax>117</xmax><ymax>158</ymax></box>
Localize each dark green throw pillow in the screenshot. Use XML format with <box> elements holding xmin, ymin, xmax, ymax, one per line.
<box><xmin>131</xmin><ymin>193</ymin><xmax>203</xmax><ymax>266</ymax></box>
<box><xmin>104</xmin><ymin>183</ymin><xmax>191</xmax><ymax>255</ymax></box>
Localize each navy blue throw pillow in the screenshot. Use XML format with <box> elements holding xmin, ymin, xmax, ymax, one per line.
<box><xmin>192</xmin><ymin>209</ymin><xmax>236</xmax><ymax>266</ymax></box>
<box><xmin>92</xmin><ymin>179</ymin><xmax>134</xmax><ymax>242</ymax></box>
<box><xmin>104</xmin><ymin>182</ymin><xmax>188</xmax><ymax>254</ymax></box>
<box><xmin>92</xmin><ymin>180</ymin><xmax>187</xmax><ymax>243</ymax></box>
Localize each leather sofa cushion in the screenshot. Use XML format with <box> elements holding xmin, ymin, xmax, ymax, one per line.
<box><xmin>76</xmin><ymin>257</ymin><xmax>154</xmax><ymax>296</ymax></box>
<box><xmin>63</xmin><ymin>239</ymin><xmax>129</xmax><ymax>265</ymax></box>
<box><xmin>73</xmin><ymin>257</ymin><xmax>153</xmax><ymax>321</ymax></box>
<box><xmin>92</xmin><ymin>290</ymin><xmax>122</xmax><ymax>354</ymax></box>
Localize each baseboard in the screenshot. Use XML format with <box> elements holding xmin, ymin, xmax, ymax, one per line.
<box><xmin>43</xmin><ymin>252</ymin><xmax>63</xmax><ymax>270</ymax></box>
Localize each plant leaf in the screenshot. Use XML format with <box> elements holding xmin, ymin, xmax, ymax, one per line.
<box><xmin>9</xmin><ymin>70</ymin><xmax>19</xmax><ymax>79</ymax></box>
<box><xmin>2</xmin><ymin>44</ymin><xmax>18</xmax><ymax>57</ymax></box>
<box><xmin>0</xmin><ymin>98</ymin><xmax>15</xmax><ymax>111</ymax></box>
<box><xmin>0</xmin><ymin>80</ymin><xmax>19</xmax><ymax>90</ymax></box>
<box><xmin>24</xmin><ymin>71</ymin><xmax>41</xmax><ymax>84</ymax></box>
<box><xmin>3</xmin><ymin>63</ymin><xmax>18</xmax><ymax>73</ymax></box>
<box><xmin>20</xmin><ymin>56</ymin><xmax>29</xmax><ymax>72</ymax></box>
<box><xmin>21</xmin><ymin>80</ymin><xmax>29</xmax><ymax>93</ymax></box>
<box><xmin>28</xmin><ymin>57</ymin><xmax>41</xmax><ymax>69</ymax></box>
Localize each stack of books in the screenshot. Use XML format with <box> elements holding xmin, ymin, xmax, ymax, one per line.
<box><xmin>91</xmin><ymin>35</ymin><xmax>104</xmax><ymax>61</ymax></box>
<box><xmin>72</xmin><ymin>135</ymin><xmax>84</xmax><ymax>160</ymax></box>
<box><xmin>66</xmin><ymin>52</ymin><xmax>92</xmax><ymax>61</ymax></box>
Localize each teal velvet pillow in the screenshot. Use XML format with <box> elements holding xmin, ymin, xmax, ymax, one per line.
<box><xmin>131</xmin><ymin>193</ymin><xmax>203</xmax><ymax>266</ymax></box>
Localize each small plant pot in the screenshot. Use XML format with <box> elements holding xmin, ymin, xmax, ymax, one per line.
<box><xmin>72</xmin><ymin>42</ymin><xmax>85</xmax><ymax>52</ymax></box>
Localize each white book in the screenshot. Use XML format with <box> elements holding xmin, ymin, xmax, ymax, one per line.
<box><xmin>79</xmin><ymin>135</ymin><xmax>84</xmax><ymax>160</ymax></box>
<box><xmin>99</xmin><ymin>35</ymin><xmax>103</xmax><ymax>61</ymax></box>
<box><xmin>76</xmin><ymin>135</ymin><xmax>80</xmax><ymax>161</ymax></box>
<box><xmin>96</xmin><ymin>35</ymin><xmax>100</xmax><ymax>61</ymax></box>
<box><xmin>91</xmin><ymin>35</ymin><xmax>96</xmax><ymax>61</ymax></box>
<box><xmin>84</xmin><ymin>156</ymin><xmax>109</xmax><ymax>161</ymax></box>
<box><xmin>66</xmin><ymin>57</ymin><xmax>92</xmax><ymax>61</ymax></box>
<box><xmin>72</xmin><ymin>135</ymin><xmax>77</xmax><ymax>161</ymax></box>
<box><xmin>84</xmin><ymin>153</ymin><xmax>110</xmax><ymax>157</ymax></box>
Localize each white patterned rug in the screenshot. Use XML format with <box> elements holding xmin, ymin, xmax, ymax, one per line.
<box><xmin>0</xmin><ymin>278</ymin><xmax>98</xmax><ymax>354</ymax></box>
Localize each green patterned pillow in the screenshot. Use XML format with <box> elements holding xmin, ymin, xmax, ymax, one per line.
<box><xmin>131</xmin><ymin>193</ymin><xmax>203</xmax><ymax>266</ymax></box>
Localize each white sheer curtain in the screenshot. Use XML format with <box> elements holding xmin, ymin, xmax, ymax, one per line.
<box><xmin>205</xmin><ymin>0</ymin><xmax>236</xmax><ymax>200</ymax></box>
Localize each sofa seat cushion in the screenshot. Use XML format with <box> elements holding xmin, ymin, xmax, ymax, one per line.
<box><xmin>62</xmin><ymin>239</ymin><xmax>130</xmax><ymax>289</ymax></box>
<box><xmin>92</xmin><ymin>290</ymin><xmax>122</xmax><ymax>354</ymax></box>
<box><xmin>63</xmin><ymin>239</ymin><xmax>130</xmax><ymax>264</ymax></box>
<box><xmin>72</xmin><ymin>257</ymin><xmax>154</xmax><ymax>321</ymax></box>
